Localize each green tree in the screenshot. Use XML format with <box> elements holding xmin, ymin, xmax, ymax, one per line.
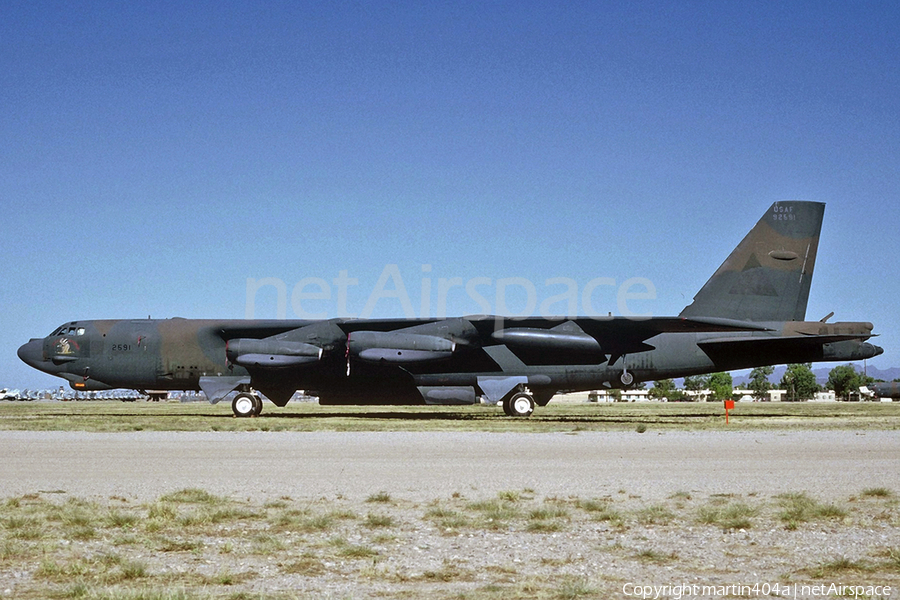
<box><xmin>748</xmin><ymin>366</ymin><xmax>774</xmax><ymax>402</ymax></box>
<box><xmin>827</xmin><ymin>365</ymin><xmax>875</xmax><ymax>401</ymax></box>
<box><xmin>780</xmin><ymin>363</ymin><xmax>819</xmax><ymax>402</ymax></box>
<box><xmin>649</xmin><ymin>379</ymin><xmax>675</xmax><ymax>400</ymax></box>
<box><xmin>649</xmin><ymin>379</ymin><xmax>686</xmax><ymax>402</ymax></box>
<box><xmin>683</xmin><ymin>375</ymin><xmax>709</xmax><ymax>402</ymax></box>
<box><xmin>707</xmin><ymin>372</ymin><xmax>733</xmax><ymax>402</ymax></box>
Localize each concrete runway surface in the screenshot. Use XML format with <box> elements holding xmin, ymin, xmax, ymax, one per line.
<box><xmin>0</xmin><ymin>430</ymin><xmax>897</xmax><ymax>502</ymax></box>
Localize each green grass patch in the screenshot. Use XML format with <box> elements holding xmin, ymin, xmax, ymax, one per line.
<box><xmin>803</xmin><ymin>556</ymin><xmax>874</xmax><ymax>578</ymax></box>
<box><xmin>635</xmin><ymin>548</ymin><xmax>678</xmax><ymax>563</ymax></box>
<box><xmin>696</xmin><ymin>501</ymin><xmax>758</xmax><ymax>530</ymax></box>
<box><xmin>421</xmin><ymin>561</ymin><xmax>476</xmax><ymax>582</ymax></box>
<box><xmin>525</xmin><ymin>504</ymin><xmax>569</xmax><ymax>532</ymax></box>
<box><xmin>335</xmin><ymin>542</ymin><xmax>379</xmax><ymax>559</ymax></box>
<box><xmin>157</xmin><ymin>537</ymin><xmax>205</xmax><ymax>552</ymax></box>
<box><xmin>554</xmin><ymin>574</ymin><xmax>597</xmax><ymax>599</ymax></box>
<box><xmin>873</xmin><ymin>547</ymin><xmax>900</xmax><ymax>570</ymax></box>
<box><xmin>525</xmin><ymin>520</ymin><xmax>565</xmax><ymax>533</ymax></box>
<box><xmin>776</xmin><ymin>492</ymin><xmax>847</xmax><ymax>527</ymax></box>
<box><xmin>364</xmin><ymin>512</ymin><xmax>395</xmax><ymax>528</ymax></box>
<box><xmin>468</xmin><ymin>497</ymin><xmax>521</xmax><ymax>528</ymax></box>
<box><xmin>107</xmin><ymin>510</ymin><xmax>141</xmax><ymax>528</ymax></box>
<box><xmin>146</xmin><ymin>502</ymin><xmax>178</xmax><ymax>522</ymax></box>
<box><xmin>249</xmin><ymin>533</ymin><xmax>287</xmax><ymax>555</ymax></box>
<box><xmin>366</xmin><ymin>491</ymin><xmax>392</xmax><ymax>503</ymax></box>
<box><xmin>280</xmin><ymin>554</ymin><xmax>326</xmax><ymax>576</ymax></box>
<box><xmin>276</xmin><ymin>512</ymin><xmax>335</xmax><ymax>533</ymax></box>
<box><xmin>635</xmin><ymin>504</ymin><xmax>676</xmax><ymax>526</ymax></box>
<box><xmin>160</xmin><ymin>488</ymin><xmax>224</xmax><ymax>504</ymax></box>
<box><xmin>424</xmin><ymin>505</ymin><xmax>471</xmax><ymax>530</ymax></box>
<box><xmin>575</xmin><ymin>498</ymin><xmax>623</xmax><ymax>526</ymax></box>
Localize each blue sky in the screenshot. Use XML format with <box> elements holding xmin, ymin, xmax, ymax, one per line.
<box><xmin>2</xmin><ymin>1</ymin><xmax>898</xmax><ymax>389</ymax></box>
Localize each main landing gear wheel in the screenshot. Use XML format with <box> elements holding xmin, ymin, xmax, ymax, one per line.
<box><xmin>620</xmin><ymin>371</ymin><xmax>634</xmax><ymax>386</ymax></box>
<box><xmin>232</xmin><ymin>393</ymin><xmax>262</xmax><ymax>418</ymax></box>
<box><xmin>503</xmin><ymin>392</ymin><xmax>535</xmax><ymax>418</ymax></box>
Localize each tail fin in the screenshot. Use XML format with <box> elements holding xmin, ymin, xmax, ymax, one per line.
<box><xmin>679</xmin><ymin>201</ymin><xmax>825</xmax><ymax>322</ymax></box>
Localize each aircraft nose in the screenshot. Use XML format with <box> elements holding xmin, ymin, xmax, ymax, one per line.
<box><xmin>17</xmin><ymin>338</ymin><xmax>46</xmax><ymax>369</ymax></box>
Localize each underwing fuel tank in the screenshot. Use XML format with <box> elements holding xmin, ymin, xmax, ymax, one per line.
<box><xmin>226</xmin><ymin>338</ymin><xmax>323</xmax><ymax>368</ymax></box>
<box><xmin>492</xmin><ymin>327</ymin><xmax>603</xmax><ymax>354</ymax></box>
<box><xmin>349</xmin><ymin>331</ymin><xmax>455</xmax><ymax>364</ymax></box>
<box><xmin>417</xmin><ymin>386</ymin><xmax>477</xmax><ymax>405</ymax></box>
<box><xmin>822</xmin><ymin>340</ymin><xmax>883</xmax><ymax>361</ymax></box>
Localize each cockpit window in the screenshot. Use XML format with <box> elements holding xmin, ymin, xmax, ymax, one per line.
<box><xmin>50</xmin><ymin>323</ymin><xmax>77</xmax><ymax>336</ymax></box>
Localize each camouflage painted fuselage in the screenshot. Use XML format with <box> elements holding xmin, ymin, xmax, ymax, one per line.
<box><xmin>17</xmin><ymin>201</ymin><xmax>883</xmax><ymax>412</ymax></box>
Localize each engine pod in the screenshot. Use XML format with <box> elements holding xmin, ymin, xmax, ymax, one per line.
<box><xmin>349</xmin><ymin>331</ymin><xmax>455</xmax><ymax>364</ymax></box>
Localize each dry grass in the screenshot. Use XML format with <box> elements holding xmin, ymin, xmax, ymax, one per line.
<box><xmin>1</xmin><ymin>487</ymin><xmax>898</xmax><ymax>599</ymax></box>
<box><xmin>696</xmin><ymin>500</ymin><xmax>759</xmax><ymax>530</ymax></box>
<box><xmin>776</xmin><ymin>492</ymin><xmax>848</xmax><ymax>529</ymax></box>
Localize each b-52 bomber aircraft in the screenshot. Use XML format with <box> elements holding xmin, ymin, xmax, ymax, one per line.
<box><xmin>869</xmin><ymin>382</ymin><xmax>900</xmax><ymax>399</ymax></box>
<box><xmin>18</xmin><ymin>201</ymin><xmax>882</xmax><ymax>418</ymax></box>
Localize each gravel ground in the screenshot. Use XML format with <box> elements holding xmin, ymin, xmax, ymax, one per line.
<box><xmin>0</xmin><ymin>430</ymin><xmax>898</xmax><ymax>599</ymax></box>
<box><xmin>0</xmin><ymin>430</ymin><xmax>898</xmax><ymax>502</ymax></box>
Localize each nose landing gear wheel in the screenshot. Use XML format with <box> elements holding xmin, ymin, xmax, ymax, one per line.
<box><xmin>503</xmin><ymin>392</ymin><xmax>535</xmax><ymax>417</ymax></box>
<box><xmin>232</xmin><ymin>393</ymin><xmax>262</xmax><ymax>418</ymax></box>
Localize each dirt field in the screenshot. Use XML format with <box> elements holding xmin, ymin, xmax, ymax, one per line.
<box><xmin>0</xmin><ymin>428</ymin><xmax>898</xmax><ymax>599</ymax></box>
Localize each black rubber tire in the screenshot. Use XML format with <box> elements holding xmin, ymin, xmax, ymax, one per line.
<box><xmin>232</xmin><ymin>393</ymin><xmax>257</xmax><ymax>418</ymax></box>
<box><xmin>504</xmin><ymin>392</ymin><xmax>535</xmax><ymax>417</ymax></box>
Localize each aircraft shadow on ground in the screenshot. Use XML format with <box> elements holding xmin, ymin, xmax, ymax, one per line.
<box><xmin>195</xmin><ymin>410</ymin><xmax>731</xmax><ymax>423</ymax></box>
<box><xmin>77</xmin><ymin>410</ymin><xmax>639</xmax><ymax>423</ymax></box>
<box><xmin>49</xmin><ymin>409</ymin><xmax>803</xmax><ymax>424</ymax></box>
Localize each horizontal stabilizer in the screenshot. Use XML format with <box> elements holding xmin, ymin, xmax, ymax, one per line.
<box><xmin>700</xmin><ymin>333</ymin><xmax>874</xmax><ymax>351</ymax></box>
<box><xmin>699</xmin><ymin>334</ymin><xmax>882</xmax><ymax>368</ymax></box>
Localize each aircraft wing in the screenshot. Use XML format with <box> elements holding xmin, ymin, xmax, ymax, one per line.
<box><xmin>214</xmin><ymin>315</ymin><xmax>773</xmax><ymax>375</ymax></box>
<box><xmin>469</xmin><ymin>315</ymin><xmax>772</xmax><ymax>365</ymax></box>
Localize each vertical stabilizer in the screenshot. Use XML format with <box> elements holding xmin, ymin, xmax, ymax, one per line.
<box><xmin>679</xmin><ymin>201</ymin><xmax>825</xmax><ymax>322</ymax></box>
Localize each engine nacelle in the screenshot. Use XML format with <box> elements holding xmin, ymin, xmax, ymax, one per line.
<box><xmin>226</xmin><ymin>338</ymin><xmax>323</xmax><ymax>368</ymax></box>
<box><xmin>349</xmin><ymin>331</ymin><xmax>455</xmax><ymax>364</ymax></box>
<box><xmin>492</xmin><ymin>327</ymin><xmax>603</xmax><ymax>354</ymax></box>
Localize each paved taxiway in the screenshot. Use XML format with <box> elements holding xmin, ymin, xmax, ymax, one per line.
<box><xmin>1</xmin><ymin>430</ymin><xmax>897</xmax><ymax>501</ymax></box>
